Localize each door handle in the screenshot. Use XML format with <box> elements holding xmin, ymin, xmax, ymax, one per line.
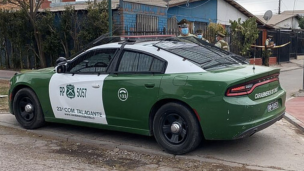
<box><xmin>92</xmin><ymin>84</ymin><xmax>100</xmax><ymax>88</ymax></box>
<box><xmin>145</xmin><ymin>83</ymin><xmax>155</xmax><ymax>88</ymax></box>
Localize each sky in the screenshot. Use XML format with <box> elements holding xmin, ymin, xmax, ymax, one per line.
<box><xmin>234</xmin><ymin>0</ymin><xmax>304</xmax><ymax>15</ymax></box>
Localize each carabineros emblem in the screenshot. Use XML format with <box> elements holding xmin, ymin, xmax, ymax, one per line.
<box><xmin>66</xmin><ymin>84</ymin><xmax>75</xmax><ymax>99</ymax></box>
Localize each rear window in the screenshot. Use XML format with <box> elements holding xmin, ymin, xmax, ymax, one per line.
<box><xmin>154</xmin><ymin>37</ymin><xmax>247</xmax><ymax>70</ymax></box>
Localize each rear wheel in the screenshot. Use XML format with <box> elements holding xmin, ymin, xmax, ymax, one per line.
<box><xmin>153</xmin><ymin>102</ymin><xmax>202</xmax><ymax>154</ymax></box>
<box><xmin>13</xmin><ymin>88</ymin><xmax>45</xmax><ymax>129</ymax></box>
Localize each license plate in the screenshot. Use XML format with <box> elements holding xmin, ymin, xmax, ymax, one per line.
<box><xmin>268</xmin><ymin>101</ymin><xmax>279</xmax><ymax>112</ymax></box>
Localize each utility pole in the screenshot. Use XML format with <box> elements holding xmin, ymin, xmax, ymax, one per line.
<box><xmin>278</xmin><ymin>0</ymin><xmax>281</xmax><ymax>14</ymax></box>
<box><xmin>108</xmin><ymin>0</ymin><xmax>112</xmax><ymax>36</ymax></box>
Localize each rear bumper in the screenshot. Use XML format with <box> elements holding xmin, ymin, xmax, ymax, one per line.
<box><xmin>233</xmin><ymin>111</ymin><xmax>285</xmax><ymax>139</ymax></box>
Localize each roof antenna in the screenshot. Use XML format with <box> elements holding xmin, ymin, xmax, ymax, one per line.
<box><xmin>263</xmin><ymin>10</ymin><xmax>273</xmax><ymax>26</ymax></box>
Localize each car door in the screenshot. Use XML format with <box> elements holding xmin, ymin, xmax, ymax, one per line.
<box><xmin>49</xmin><ymin>48</ymin><xmax>117</xmax><ymax>125</ymax></box>
<box><xmin>103</xmin><ymin>50</ymin><xmax>167</xmax><ymax>130</ymax></box>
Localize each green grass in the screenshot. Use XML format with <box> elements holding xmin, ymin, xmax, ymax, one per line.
<box><xmin>0</xmin><ymin>97</ymin><xmax>8</xmax><ymax>112</ymax></box>
<box><xmin>20</xmin><ymin>69</ymin><xmax>34</xmax><ymax>73</ymax></box>
<box><xmin>0</xmin><ymin>80</ymin><xmax>9</xmax><ymax>95</ymax></box>
<box><xmin>0</xmin><ymin>80</ymin><xmax>9</xmax><ymax>112</ymax></box>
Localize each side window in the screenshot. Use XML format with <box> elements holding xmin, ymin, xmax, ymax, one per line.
<box><xmin>117</xmin><ymin>51</ymin><xmax>165</xmax><ymax>73</ymax></box>
<box><xmin>69</xmin><ymin>49</ymin><xmax>117</xmax><ymax>73</ymax></box>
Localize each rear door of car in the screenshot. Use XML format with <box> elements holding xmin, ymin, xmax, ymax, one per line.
<box><xmin>103</xmin><ymin>49</ymin><xmax>167</xmax><ymax>130</ymax></box>
<box><xmin>49</xmin><ymin>48</ymin><xmax>117</xmax><ymax>125</ymax></box>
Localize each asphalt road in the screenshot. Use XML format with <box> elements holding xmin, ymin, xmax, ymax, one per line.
<box><xmin>0</xmin><ymin>113</ymin><xmax>304</xmax><ymax>171</ymax></box>
<box><xmin>0</xmin><ymin>115</ymin><xmax>256</xmax><ymax>171</ymax></box>
<box><xmin>280</xmin><ymin>68</ymin><xmax>304</xmax><ymax>99</ymax></box>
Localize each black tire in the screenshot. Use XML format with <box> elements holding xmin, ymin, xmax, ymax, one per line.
<box><xmin>13</xmin><ymin>88</ymin><xmax>45</xmax><ymax>129</ymax></box>
<box><xmin>153</xmin><ymin>102</ymin><xmax>202</xmax><ymax>154</ymax></box>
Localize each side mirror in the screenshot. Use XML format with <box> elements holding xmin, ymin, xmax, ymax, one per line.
<box><xmin>56</xmin><ymin>57</ymin><xmax>67</xmax><ymax>66</ymax></box>
<box><xmin>56</xmin><ymin>64</ymin><xmax>67</xmax><ymax>73</ymax></box>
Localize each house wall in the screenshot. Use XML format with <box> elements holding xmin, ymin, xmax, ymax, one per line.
<box><xmin>167</xmin><ymin>0</ymin><xmax>217</xmax><ymax>23</ymax></box>
<box><xmin>217</xmin><ymin>0</ymin><xmax>248</xmax><ymax>25</ymax></box>
<box><xmin>121</xmin><ymin>1</ymin><xmax>167</xmax><ymax>34</ymax></box>
<box><xmin>276</xmin><ymin>18</ymin><xmax>300</xmax><ymax>29</ymax></box>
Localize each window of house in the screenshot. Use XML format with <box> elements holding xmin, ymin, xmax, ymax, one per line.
<box><xmin>136</xmin><ymin>14</ymin><xmax>159</xmax><ymax>33</ymax></box>
<box><xmin>117</xmin><ymin>51</ymin><xmax>165</xmax><ymax>73</ymax></box>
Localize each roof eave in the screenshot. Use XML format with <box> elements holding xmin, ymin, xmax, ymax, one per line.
<box><xmin>223</xmin><ymin>0</ymin><xmax>274</xmax><ymax>29</ymax></box>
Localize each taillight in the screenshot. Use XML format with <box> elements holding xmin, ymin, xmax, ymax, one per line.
<box><xmin>226</xmin><ymin>74</ymin><xmax>279</xmax><ymax>97</ymax></box>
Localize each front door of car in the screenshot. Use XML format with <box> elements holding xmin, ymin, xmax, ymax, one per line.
<box><xmin>103</xmin><ymin>50</ymin><xmax>167</xmax><ymax>130</ymax></box>
<box><xmin>49</xmin><ymin>48</ymin><xmax>117</xmax><ymax>125</ymax></box>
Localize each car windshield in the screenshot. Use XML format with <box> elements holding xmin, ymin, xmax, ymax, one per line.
<box><xmin>153</xmin><ymin>37</ymin><xmax>247</xmax><ymax>70</ymax></box>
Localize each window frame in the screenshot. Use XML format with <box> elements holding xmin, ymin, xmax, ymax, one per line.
<box><xmin>66</xmin><ymin>48</ymin><xmax>119</xmax><ymax>74</ymax></box>
<box><xmin>113</xmin><ymin>49</ymin><xmax>168</xmax><ymax>74</ymax></box>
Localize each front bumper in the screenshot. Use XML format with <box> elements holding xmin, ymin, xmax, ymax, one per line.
<box><xmin>233</xmin><ymin>111</ymin><xmax>285</xmax><ymax>139</ymax></box>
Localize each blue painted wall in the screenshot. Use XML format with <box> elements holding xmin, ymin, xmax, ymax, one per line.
<box><xmin>167</xmin><ymin>0</ymin><xmax>217</xmax><ymax>23</ymax></box>
<box><xmin>122</xmin><ymin>1</ymin><xmax>167</xmax><ymax>33</ymax></box>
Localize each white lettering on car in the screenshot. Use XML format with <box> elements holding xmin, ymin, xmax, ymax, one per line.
<box><xmin>255</xmin><ymin>87</ymin><xmax>278</xmax><ymax>99</ymax></box>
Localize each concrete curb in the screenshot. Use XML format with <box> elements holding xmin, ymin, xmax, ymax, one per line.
<box><xmin>284</xmin><ymin>113</ymin><xmax>304</xmax><ymax>132</ymax></box>
<box><xmin>280</xmin><ymin>67</ymin><xmax>303</xmax><ymax>72</ymax></box>
<box><xmin>284</xmin><ymin>97</ymin><xmax>304</xmax><ymax>132</ymax></box>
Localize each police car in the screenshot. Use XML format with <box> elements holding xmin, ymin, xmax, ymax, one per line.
<box><xmin>8</xmin><ymin>36</ymin><xmax>286</xmax><ymax>154</ymax></box>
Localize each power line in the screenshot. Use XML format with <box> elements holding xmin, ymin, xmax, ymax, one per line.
<box><xmin>279</xmin><ymin>0</ymin><xmax>281</xmax><ymax>14</ymax></box>
<box><xmin>281</xmin><ymin>1</ymin><xmax>289</xmax><ymax>9</ymax></box>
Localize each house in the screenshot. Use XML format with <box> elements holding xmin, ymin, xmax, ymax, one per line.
<box><xmin>1</xmin><ymin>0</ymin><xmax>272</xmax><ymax>33</ymax></box>
<box><xmin>257</xmin><ymin>11</ymin><xmax>303</xmax><ymax>29</ymax></box>
<box><xmin>113</xmin><ymin>0</ymin><xmax>271</xmax><ymax>35</ymax></box>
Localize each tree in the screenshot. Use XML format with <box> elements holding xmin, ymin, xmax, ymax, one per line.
<box><xmin>7</xmin><ymin>0</ymin><xmax>47</xmax><ymax>68</ymax></box>
<box><xmin>79</xmin><ymin>1</ymin><xmax>109</xmax><ymax>47</ymax></box>
<box><xmin>230</xmin><ymin>18</ymin><xmax>259</xmax><ymax>57</ymax></box>
<box><xmin>299</xmin><ymin>17</ymin><xmax>304</xmax><ymax>29</ymax></box>
<box><xmin>57</xmin><ymin>6</ymin><xmax>82</xmax><ymax>58</ymax></box>
<box><xmin>37</xmin><ymin>11</ymin><xmax>61</xmax><ymax>66</ymax></box>
<box><xmin>7</xmin><ymin>10</ymin><xmax>31</xmax><ymax>69</ymax></box>
<box><xmin>206</xmin><ymin>22</ymin><xmax>226</xmax><ymax>44</ymax></box>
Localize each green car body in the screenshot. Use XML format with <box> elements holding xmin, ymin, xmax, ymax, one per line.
<box><xmin>8</xmin><ymin>37</ymin><xmax>286</xmax><ymax>154</ymax></box>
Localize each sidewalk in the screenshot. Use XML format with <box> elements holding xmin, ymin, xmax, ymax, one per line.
<box><xmin>285</xmin><ymin>93</ymin><xmax>304</xmax><ymax>132</ymax></box>
<box><xmin>271</xmin><ymin>59</ymin><xmax>304</xmax><ymax>72</ymax></box>
<box><xmin>0</xmin><ymin>70</ymin><xmax>18</xmax><ymax>80</ymax></box>
<box><xmin>270</xmin><ymin>59</ymin><xmax>304</xmax><ymax>131</ymax></box>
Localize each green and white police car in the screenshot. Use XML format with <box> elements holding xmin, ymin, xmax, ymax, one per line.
<box><xmin>8</xmin><ymin>36</ymin><xmax>286</xmax><ymax>154</ymax></box>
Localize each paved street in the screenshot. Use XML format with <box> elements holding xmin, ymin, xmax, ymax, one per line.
<box><xmin>280</xmin><ymin>68</ymin><xmax>304</xmax><ymax>99</ymax></box>
<box><xmin>0</xmin><ymin>112</ymin><xmax>304</xmax><ymax>171</ymax></box>
<box><xmin>0</xmin><ymin>115</ymin><xmax>256</xmax><ymax>171</ymax></box>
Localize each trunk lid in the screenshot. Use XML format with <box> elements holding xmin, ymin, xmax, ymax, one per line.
<box><xmin>211</xmin><ymin>65</ymin><xmax>281</xmax><ymax>101</ymax></box>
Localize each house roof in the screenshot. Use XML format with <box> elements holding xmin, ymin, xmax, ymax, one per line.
<box><xmin>256</xmin><ymin>13</ymin><xmax>300</xmax><ymax>26</ymax></box>
<box><xmin>223</xmin><ymin>0</ymin><xmax>273</xmax><ymax>28</ymax></box>
<box><xmin>0</xmin><ymin>0</ymin><xmax>274</xmax><ymax>29</ymax></box>
<box><xmin>281</xmin><ymin>10</ymin><xmax>304</xmax><ymax>15</ymax></box>
<box><xmin>0</xmin><ymin>2</ymin><xmax>19</xmax><ymax>11</ymax></box>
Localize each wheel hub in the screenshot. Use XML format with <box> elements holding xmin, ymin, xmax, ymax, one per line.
<box><xmin>171</xmin><ymin>122</ymin><xmax>181</xmax><ymax>133</ymax></box>
<box><xmin>24</xmin><ymin>104</ymin><xmax>33</xmax><ymax>113</ymax></box>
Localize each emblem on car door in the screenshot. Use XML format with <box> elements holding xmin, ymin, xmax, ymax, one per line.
<box><xmin>66</xmin><ymin>84</ymin><xmax>75</xmax><ymax>99</ymax></box>
<box><xmin>118</xmin><ymin>88</ymin><xmax>128</xmax><ymax>101</ymax></box>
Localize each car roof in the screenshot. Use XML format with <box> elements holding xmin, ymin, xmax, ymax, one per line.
<box><xmin>89</xmin><ymin>41</ymin><xmax>205</xmax><ymax>74</ymax></box>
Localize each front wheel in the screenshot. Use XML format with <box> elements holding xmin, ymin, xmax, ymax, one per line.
<box><xmin>13</xmin><ymin>88</ymin><xmax>45</xmax><ymax>129</ymax></box>
<box><xmin>153</xmin><ymin>102</ymin><xmax>202</xmax><ymax>154</ymax></box>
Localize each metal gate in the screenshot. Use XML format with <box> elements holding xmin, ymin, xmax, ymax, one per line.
<box><xmin>167</xmin><ymin>17</ymin><xmax>178</xmax><ymax>35</ymax></box>
<box><xmin>278</xmin><ymin>31</ymin><xmax>292</xmax><ymax>63</ymax></box>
